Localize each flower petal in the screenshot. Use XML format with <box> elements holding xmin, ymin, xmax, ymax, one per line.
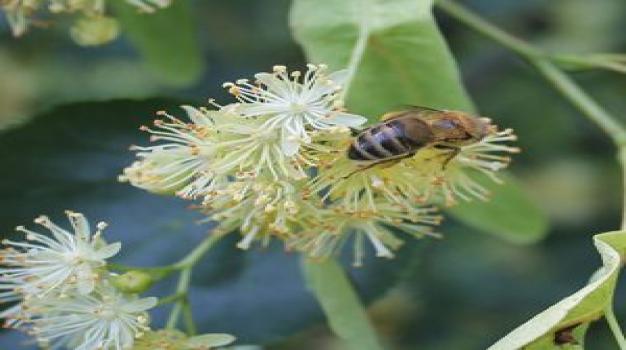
<box><xmin>186</xmin><ymin>334</ymin><xmax>236</xmax><ymax>348</ymax></box>
<box><xmin>76</xmin><ymin>264</ymin><xmax>95</xmax><ymax>294</ymax></box>
<box><xmin>67</xmin><ymin>212</ymin><xmax>91</xmax><ymax>240</ymax></box>
<box><xmin>281</xmin><ymin>129</ymin><xmax>301</xmax><ymax>156</ymax></box>
<box><xmin>326</xmin><ymin>112</ymin><xmax>368</xmax><ymax>127</ymax></box>
<box><xmin>122</xmin><ymin>297</ymin><xmax>158</xmax><ymax>313</ymax></box>
<box><xmin>281</xmin><ymin>138</ymin><xmax>300</xmax><ymax>156</ymax></box>
<box><xmin>327</xmin><ymin>69</ymin><xmax>348</xmax><ymax>86</ymax></box>
<box><xmin>93</xmin><ymin>242</ymin><xmax>121</xmax><ymax>260</ymax></box>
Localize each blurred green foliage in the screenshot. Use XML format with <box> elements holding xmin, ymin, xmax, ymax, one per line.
<box><xmin>0</xmin><ymin>0</ymin><xmax>625</xmax><ymax>349</ymax></box>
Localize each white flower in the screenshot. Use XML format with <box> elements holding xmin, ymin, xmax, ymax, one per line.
<box><xmin>289</xmin><ymin>200</ymin><xmax>441</xmax><ymax>266</ymax></box>
<box><xmin>0</xmin><ymin>211</ymin><xmax>121</xmax><ymax>298</ymax></box>
<box><xmin>223</xmin><ymin>64</ymin><xmax>367</xmax><ymax>155</ymax></box>
<box><xmin>205</xmin><ymin>179</ymin><xmax>302</xmax><ymax>249</ymax></box>
<box><xmin>28</xmin><ymin>284</ymin><xmax>157</xmax><ymax>350</ymax></box>
<box><xmin>437</xmin><ymin>128</ymin><xmax>519</xmax><ymax>204</ymax></box>
<box><xmin>120</xmin><ymin>106</ymin><xmax>223</xmax><ymax>197</ymax></box>
<box><xmin>121</xmin><ymin>105</ymin><xmax>341</xmax><ymax>199</ymax></box>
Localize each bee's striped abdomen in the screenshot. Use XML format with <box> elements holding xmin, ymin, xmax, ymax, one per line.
<box><xmin>348</xmin><ymin>119</ymin><xmax>431</xmax><ymax>161</ymax></box>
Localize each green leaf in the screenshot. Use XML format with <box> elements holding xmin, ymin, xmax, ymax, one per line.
<box><xmin>303</xmin><ymin>259</ymin><xmax>384</xmax><ymax>350</ymax></box>
<box><xmin>447</xmin><ymin>173</ymin><xmax>549</xmax><ymax>244</ymax></box>
<box><xmin>0</xmin><ymin>99</ymin><xmax>416</xmax><ymax>347</ymax></box>
<box><xmin>290</xmin><ymin>0</ymin><xmax>547</xmax><ymax>242</ymax></box>
<box><xmin>290</xmin><ymin>0</ymin><xmax>474</xmax><ymax>119</ymax></box>
<box><xmin>112</xmin><ymin>1</ymin><xmax>204</xmax><ymax>86</ymax></box>
<box><xmin>488</xmin><ymin>230</ymin><xmax>626</xmax><ymax>349</ymax></box>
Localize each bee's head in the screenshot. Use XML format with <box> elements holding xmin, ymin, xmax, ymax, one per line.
<box><xmin>467</xmin><ymin>115</ymin><xmax>496</xmax><ymax>140</ymax></box>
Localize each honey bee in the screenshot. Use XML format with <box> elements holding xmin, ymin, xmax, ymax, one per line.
<box><xmin>347</xmin><ymin>106</ymin><xmax>494</xmax><ymax>168</ymax></box>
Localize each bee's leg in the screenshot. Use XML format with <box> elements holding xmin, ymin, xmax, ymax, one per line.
<box><xmin>349</xmin><ymin>126</ymin><xmax>366</xmax><ymax>136</ymax></box>
<box><xmin>342</xmin><ymin>164</ymin><xmax>373</xmax><ymax>179</ymax></box>
<box><xmin>343</xmin><ymin>157</ymin><xmax>406</xmax><ymax>179</ymax></box>
<box><xmin>433</xmin><ymin>145</ymin><xmax>461</xmax><ymax>169</ymax></box>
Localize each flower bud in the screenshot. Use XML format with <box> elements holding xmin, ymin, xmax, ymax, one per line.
<box><xmin>111</xmin><ymin>270</ymin><xmax>153</xmax><ymax>294</ymax></box>
<box><xmin>70</xmin><ymin>16</ymin><xmax>120</xmax><ymax>46</ymax></box>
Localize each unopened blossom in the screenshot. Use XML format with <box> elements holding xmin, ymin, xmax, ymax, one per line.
<box><xmin>223</xmin><ymin>64</ymin><xmax>367</xmax><ymax>155</ymax></box>
<box><xmin>70</xmin><ymin>15</ymin><xmax>120</xmax><ymax>46</ymax></box>
<box><xmin>289</xmin><ymin>200</ymin><xmax>441</xmax><ymax>267</ymax></box>
<box><xmin>27</xmin><ymin>284</ymin><xmax>157</xmax><ymax>350</ymax></box>
<box><xmin>0</xmin><ymin>211</ymin><xmax>121</xmax><ymax>299</ymax></box>
<box><xmin>312</xmin><ymin>127</ymin><xmax>519</xmax><ymax>209</ymax></box>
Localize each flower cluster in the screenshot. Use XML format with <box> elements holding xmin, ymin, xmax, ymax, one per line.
<box><xmin>288</xmin><ymin>200</ymin><xmax>442</xmax><ymax>267</ymax></box>
<box><xmin>0</xmin><ymin>212</ymin><xmax>157</xmax><ymax>350</ymax></box>
<box><xmin>121</xmin><ymin>64</ymin><xmax>366</xmax><ymax>253</ymax></box>
<box><xmin>1</xmin><ymin>0</ymin><xmax>171</xmax><ymax>44</ymax></box>
<box><xmin>313</xmin><ymin>127</ymin><xmax>519</xmax><ymax>208</ymax></box>
<box><xmin>122</xmin><ymin>64</ymin><xmax>519</xmax><ymax>264</ymax></box>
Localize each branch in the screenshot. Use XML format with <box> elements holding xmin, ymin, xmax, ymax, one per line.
<box><xmin>436</xmin><ymin>0</ymin><xmax>626</xmax><ymax>146</ymax></box>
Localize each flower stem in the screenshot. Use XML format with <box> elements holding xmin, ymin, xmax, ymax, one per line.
<box><xmin>620</xmin><ymin>149</ymin><xmax>626</xmax><ymax>231</ymax></box>
<box><xmin>157</xmin><ymin>292</ymin><xmax>185</xmax><ymax>306</ymax></box>
<box><xmin>606</xmin><ymin>305</ymin><xmax>626</xmax><ymax>350</ymax></box>
<box><xmin>167</xmin><ymin>268</ymin><xmax>192</xmax><ymax>329</ymax></box>
<box><xmin>302</xmin><ymin>258</ymin><xmax>384</xmax><ymax>350</ymax></box>
<box><xmin>182</xmin><ymin>300</ymin><xmax>197</xmax><ymax>335</ymax></box>
<box><xmin>166</xmin><ymin>233</ymin><xmax>224</xmax><ymax>333</ymax></box>
<box><xmin>436</xmin><ymin>0</ymin><xmax>626</xmax><ymax>146</ymax></box>
<box><xmin>175</xmin><ymin>233</ymin><xmax>224</xmax><ymax>268</ymax></box>
<box><xmin>437</xmin><ymin>0</ymin><xmax>626</xmax><ymax>343</ymax></box>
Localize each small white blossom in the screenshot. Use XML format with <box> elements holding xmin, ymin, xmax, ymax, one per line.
<box><xmin>0</xmin><ymin>211</ymin><xmax>121</xmax><ymax>299</ymax></box>
<box><xmin>205</xmin><ymin>179</ymin><xmax>302</xmax><ymax>249</ymax></box>
<box><xmin>121</xmin><ymin>105</ymin><xmax>340</xmax><ymax>199</ymax></box>
<box><xmin>27</xmin><ymin>284</ymin><xmax>156</xmax><ymax>350</ymax></box>
<box><xmin>223</xmin><ymin>64</ymin><xmax>367</xmax><ymax>155</ymax></box>
<box><xmin>289</xmin><ymin>200</ymin><xmax>441</xmax><ymax>266</ymax></box>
